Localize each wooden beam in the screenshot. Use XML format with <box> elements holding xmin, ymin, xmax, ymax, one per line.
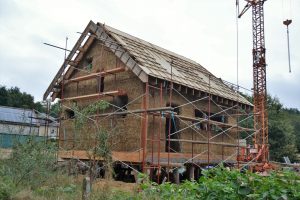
<box><xmin>64</xmin><ymin>36</ymin><xmax>95</xmax><ymax>79</ymax></box>
<box><xmin>221</xmin><ymin>97</ymin><xmax>224</xmax><ymax>104</ymax></box>
<box><xmin>68</xmin><ymin>61</ymin><xmax>79</xmax><ymax>66</ymax></box>
<box><xmin>164</xmin><ymin>138</ymin><xmax>239</xmax><ymax>147</ymax></box>
<box><xmin>224</xmin><ymin>99</ymin><xmax>229</xmax><ymax>105</ymax></box>
<box><xmin>63</xmin><ymin>90</ymin><xmax>119</xmax><ymax>101</ymax></box>
<box><xmin>44</xmin><ymin>20</ymin><xmax>95</xmax><ymax>100</ymax></box>
<box><xmin>58</xmin><ymin>150</ymin><xmax>143</xmax><ymax>163</ymax></box>
<box><xmin>64</xmin><ymin>67</ymin><xmax>125</xmax><ymax>84</ymax></box>
<box><xmin>197</xmin><ymin>90</ymin><xmax>201</xmax><ymax>97</ymax></box>
<box><xmin>58</xmin><ymin>150</ymin><xmax>236</xmax><ymax>164</ymax></box>
<box><xmin>90</xmin><ymin>107</ymin><xmax>174</xmax><ymax>117</ymax></box>
<box><xmin>174</xmin><ymin>114</ymin><xmax>254</xmax><ymax>132</ymax></box>
<box><xmin>78</xmin><ymin>46</ymin><xmax>86</xmax><ymax>52</ymax></box>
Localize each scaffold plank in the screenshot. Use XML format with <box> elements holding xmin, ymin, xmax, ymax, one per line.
<box><xmin>63</xmin><ymin>90</ymin><xmax>119</xmax><ymax>101</ymax></box>
<box><xmin>64</xmin><ymin>67</ymin><xmax>125</xmax><ymax>84</ymax></box>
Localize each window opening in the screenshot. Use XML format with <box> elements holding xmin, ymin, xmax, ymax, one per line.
<box><xmin>86</xmin><ymin>56</ymin><xmax>93</xmax><ymax>71</ymax></box>
<box><xmin>194</xmin><ymin>109</ymin><xmax>208</xmax><ymax>130</ymax></box>
<box><xmin>165</xmin><ymin>103</ymin><xmax>181</xmax><ymax>152</ymax></box>
<box><xmin>65</xmin><ymin>109</ymin><xmax>75</xmax><ymax>119</ymax></box>
<box><xmin>114</xmin><ymin>93</ymin><xmax>128</xmax><ymax>118</ymax></box>
<box><xmin>194</xmin><ymin>109</ymin><xmax>227</xmax><ymax>131</ymax></box>
<box><xmin>99</xmin><ymin>76</ymin><xmax>105</xmax><ymax>93</ymax></box>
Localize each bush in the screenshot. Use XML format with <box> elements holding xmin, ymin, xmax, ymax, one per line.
<box><xmin>0</xmin><ymin>138</ymin><xmax>57</xmax><ymax>189</ymax></box>
<box><xmin>0</xmin><ymin>182</ymin><xmax>12</xmax><ymax>200</ymax></box>
<box><xmin>139</xmin><ymin>166</ymin><xmax>300</xmax><ymax>200</ymax></box>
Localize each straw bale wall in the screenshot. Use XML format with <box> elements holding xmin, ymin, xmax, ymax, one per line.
<box><xmin>60</xmin><ymin>41</ymin><xmax>237</xmax><ymax>160</ymax></box>
<box><xmin>147</xmin><ymin>85</ymin><xmax>237</xmax><ymax>158</ymax></box>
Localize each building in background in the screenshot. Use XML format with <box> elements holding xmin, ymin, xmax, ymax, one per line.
<box><xmin>0</xmin><ymin>105</ymin><xmax>59</xmax><ymax>149</ymax></box>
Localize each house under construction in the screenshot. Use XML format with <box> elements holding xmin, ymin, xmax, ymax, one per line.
<box><xmin>44</xmin><ymin>20</ymin><xmax>255</xmax><ymax>183</ymax></box>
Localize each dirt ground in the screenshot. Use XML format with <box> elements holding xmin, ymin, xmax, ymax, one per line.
<box><xmin>93</xmin><ymin>179</ymin><xmax>137</xmax><ymax>192</ymax></box>
<box><xmin>74</xmin><ymin>175</ymin><xmax>138</xmax><ymax>192</ymax></box>
<box><xmin>0</xmin><ymin>148</ymin><xmax>12</xmax><ymax>159</ymax></box>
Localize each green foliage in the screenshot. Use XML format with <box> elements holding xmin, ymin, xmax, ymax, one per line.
<box><xmin>29</xmin><ymin>169</ymin><xmax>87</xmax><ymax>200</ymax></box>
<box><xmin>0</xmin><ymin>182</ymin><xmax>12</xmax><ymax>199</ymax></box>
<box><xmin>95</xmin><ymin>129</ymin><xmax>110</xmax><ymax>159</ymax></box>
<box><xmin>35</xmin><ymin>182</ymin><xmax>79</xmax><ymax>198</ymax></box>
<box><xmin>0</xmin><ymin>85</ymin><xmax>45</xmax><ymax>112</ymax></box>
<box><xmin>283</xmin><ymin>108</ymin><xmax>300</xmax><ymax>153</ymax></box>
<box><xmin>72</xmin><ymin>100</ymin><xmax>110</xmax><ymax>159</ymax></box>
<box><xmin>49</xmin><ymin>101</ymin><xmax>61</xmax><ymax>118</ymax></box>
<box><xmin>71</xmin><ymin>100</ymin><xmax>113</xmax><ymax>178</ymax></box>
<box><xmin>138</xmin><ymin>166</ymin><xmax>300</xmax><ymax>200</ymax></box>
<box><xmin>72</xmin><ymin>100</ymin><xmax>109</xmax><ymax>130</ymax></box>
<box><xmin>267</xmin><ymin>96</ymin><xmax>299</xmax><ymax>162</ymax></box>
<box><xmin>239</xmin><ymin>93</ymin><xmax>299</xmax><ymax>162</ymax></box>
<box><xmin>2</xmin><ymin>162</ymin><xmax>300</xmax><ymax>199</ymax></box>
<box><xmin>0</xmin><ymin>138</ymin><xmax>57</xmax><ymax>189</ymax></box>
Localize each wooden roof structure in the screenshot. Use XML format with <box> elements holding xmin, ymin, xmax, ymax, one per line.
<box><xmin>44</xmin><ymin>20</ymin><xmax>252</xmax><ymax>107</ymax></box>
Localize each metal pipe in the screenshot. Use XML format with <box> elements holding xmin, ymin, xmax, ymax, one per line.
<box><xmin>164</xmin><ymin>138</ymin><xmax>240</xmax><ymax>147</ymax></box>
<box><xmin>64</xmin><ymin>67</ymin><xmax>125</xmax><ymax>84</ymax></box>
<box><xmin>63</xmin><ymin>90</ymin><xmax>119</xmax><ymax>101</ymax></box>
<box><xmin>157</xmin><ymin>83</ymin><xmax>163</xmax><ymax>183</ymax></box>
<box><xmin>91</xmin><ymin>107</ymin><xmax>174</xmax><ymax>117</ymax></box>
<box><xmin>43</xmin><ymin>42</ymin><xmax>71</xmax><ymax>52</ymax></box>
<box><xmin>141</xmin><ymin>82</ymin><xmax>149</xmax><ymax>173</ymax></box>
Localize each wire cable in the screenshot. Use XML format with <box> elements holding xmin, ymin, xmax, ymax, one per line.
<box><xmin>236</xmin><ymin>0</ymin><xmax>239</xmax><ymax>89</ymax></box>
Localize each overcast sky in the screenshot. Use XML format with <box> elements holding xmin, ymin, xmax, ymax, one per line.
<box><xmin>0</xmin><ymin>0</ymin><xmax>299</xmax><ymax>109</ymax></box>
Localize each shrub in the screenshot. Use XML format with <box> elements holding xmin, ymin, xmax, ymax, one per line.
<box><xmin>0</xmin><ymin>182</ymin><xmax>12</xmax><ymax>200</ymax></box>
<box><xmin>139</xmin><ymin>166</ymin><xmax>300</xmax><ymax>200</ymax></box>
<box><xmin>1</xmin><ymin>138</ymin><xmax>57</xmax><ymax>189</ymax></box>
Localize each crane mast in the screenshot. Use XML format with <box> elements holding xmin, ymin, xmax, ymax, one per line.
<box><xmin>239</xmin><ymin>0</ymin><xmax>268</xmax><ymax>163</ymax></box>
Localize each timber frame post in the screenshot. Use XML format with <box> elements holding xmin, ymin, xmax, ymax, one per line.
<box><xmin>141</xmin><ymin>82</ymin><xmax>149</xmax><ymax>173</ymax></box>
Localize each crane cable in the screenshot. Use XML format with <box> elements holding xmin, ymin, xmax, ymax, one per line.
<box><xmin>236</xmin><ymin>0</ymin><xmax>241</xmax><ymax>168</ymax></box>
<box><xmin>282</xmin><ymin>0</ymin><xmax>293</xmax><ymax>73</ymax></box>
<box><xmin>236</xmin><ymin>0</ymin><xmax>239</xmax><ymax>89</ymax></box>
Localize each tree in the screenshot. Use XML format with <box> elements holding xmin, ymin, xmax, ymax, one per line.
<box><xmin>267</xmin><ymin>96</ymin><xmax>298</xmax><ymax>162</ymax></box>
<box><xmin>0</xmin><ymin>85</ymin><xmax>44</xmax><ymax>112</ymax></box>
<box><xmin>49</xmin><ymin>102</ymin><xmax>60</xmax><ymax>118</ymax></box>
<box><xmin>283</xmin><ymin>108</ymin><xmax>300</xmax><ymax>153</ymax></box>
<box><xmin>0</xmin><ymin>86</ymin><xmax>8</xmax><ymax>105</ymax></box>
<box><xmin>239</xmin><ymin>93</ymin><xmax>299</xmax><ymax>162</ymax></box>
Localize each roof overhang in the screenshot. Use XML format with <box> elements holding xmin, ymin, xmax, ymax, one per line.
<box><xmin>44</xmin><ymin>21</ymin><xmax>252</xmax><ymax>109</ymax></box>
<box><xmin>44</xmin><ymin>21</ymin><xmax>148</xmax><ymax>101</ymax></box>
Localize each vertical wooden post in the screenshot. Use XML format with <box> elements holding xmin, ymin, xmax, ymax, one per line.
<box><xmin>208</xmin><ymin>75</ymin><xmax>211</xmax><ymax>165</ymax></box>
<box><xmin>188</xmin><ymin>165</ymin><xmax>195</xmax><ymax>181</ymax></box>
<box><xmin>141</xmin><ymin>82</ymin><xmax>149</xmax><ymax>173</ymax></box>
<box><xmin>157</xmin><ymin>83</ymin><xmax>163</xmax><ymax>183</ymax></box>
<box><xmin>82</xmin><ymin>177</ymin><xmax>91</xmax><ymax>200</ymax></box>
<box><xmin>173</xmin><ymin>169</ymin><xmax>180</xmax><ymax>184</ymax></box>
<box><xmin>194</xmin><ymin>167</ymin><xmax>200</xmax><ymax>180</ymax></box>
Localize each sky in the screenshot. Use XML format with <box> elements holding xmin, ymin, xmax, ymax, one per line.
<box><xmin>0</xmin><ymin>0</ymin><xmax>299</xmax><ymax>109</ymax></box>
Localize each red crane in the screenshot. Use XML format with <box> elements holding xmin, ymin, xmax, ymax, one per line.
<box><xmin>238</xmin><ymin>0</ymin><xmax>269</xmax><ymax>164</ymax></box>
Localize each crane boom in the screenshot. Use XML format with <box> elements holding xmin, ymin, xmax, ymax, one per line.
<box><xmin>239</xmin><ymin>0</ymin><xmax>268</xmax><ymax>163</ymax></box>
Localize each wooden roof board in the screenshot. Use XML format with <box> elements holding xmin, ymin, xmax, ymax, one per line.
<box><xmin>44</xmin><ymin>21</ymin><xmax>252</xmax><ymax>107</ymax></box>
<box><xmin>103</xmin><ymin>24</ymin><xmax>251</xmax><ymax>106</ymax></box>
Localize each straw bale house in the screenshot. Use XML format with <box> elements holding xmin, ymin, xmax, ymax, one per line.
<box><xmin>44</xmin><ymin>21</ymin><xmax>252</xmax><ymax>181</ymax></box>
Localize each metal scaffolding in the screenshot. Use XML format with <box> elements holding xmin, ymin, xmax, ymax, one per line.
<box><xmin>55</xmin><ymin>60</ymin><xmax>257</xmax><ymax>183</ymax></box>
<box><xmin>44</xmin><ymin>22</ymin><xmax>260</xmax><ymax>183</ymax></box>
